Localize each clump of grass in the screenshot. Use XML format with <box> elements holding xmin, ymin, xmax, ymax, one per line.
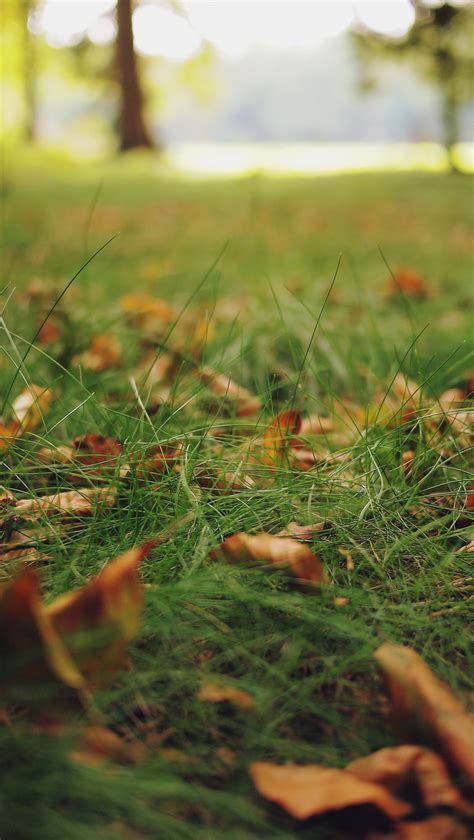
<box><xmin>0</xmin><ymin>166</ymin><xmax>472</xmax><ymax>839</ymax></box>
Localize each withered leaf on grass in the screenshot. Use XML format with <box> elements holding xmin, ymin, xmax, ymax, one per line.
<box><xmin>347</xmin><ymin>745</ymin><xmax>471</xmax><ymax>814</ymax></box>
<box><xmin>250</xmin><ymin>761</ymin><xmax>411</xmax><ymax>821</ymax></box>
<box><xmin>47</xmin><ymin>543</ymin><xmax>152</xmax><ymax>684</ymax></box>
<box><xmin>0</xmin><ymin>384</ymin><xmax>53</xmax><ymax>448</ymax></box>
<box><xmin>11</xmin><ymin>384</ymin><xmax>53</xmax><ymax>432</ymax></box>
<box><xmin>73</xmin><ymin>334</ymin><xmax>122</xmax><ymax>372</ymax></box>
<box><xmin>277</xmin><ymin>521</ymin><xmax>325</xmax><ymax>541</ymax></box>
<box><xmin>71</xmin><ymin>725</ymin><xmax>146</xmax><ymax>767</ymax></box>
<box><xmin>368</xmin><ymin>814</ymin><xmax>470</xmax><ymax>840</ymax></box>
<box><xmin>374</xmin><ymin>643</ymin><xmax>474</xmax><ymax>784</ymax></box>
<box><xmin>0</xmin><ymin>569</ymin><xmax>85</xmax><ymax>708</ymax></box>
<box><xmin>209</xmin><ymin>532</ymin><xmax>326</xmax><ymax>585</ymax></box>
<box><xmin>15</xmin><ymin>487</ymin><xmax>116</xmax><ymax>519</ymax></box>
<box><xmin>385</xmin><ymin>269</ymin><xmax>429</xmax><ymax>299</ymax></box>
<box><xmin>0</xmin><ymin>542</ymin><xmax>152</xmax><ymax>710</ymax></box>
<box><xmin>263</xmin><ymin>409</ymin><xmax>301</xmax><ymax>464</ymax></box>
<box><xmin>197</xmin><ymin>367</ymin><xmax>262</xmax><ymax>417</ymax></box>
<box><xmin>197</xmin><ymin>681</ymin><xmax>255</xmax><ymax>711</ymax></box>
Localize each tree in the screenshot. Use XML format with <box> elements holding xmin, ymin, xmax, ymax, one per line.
<box><xmin>115</xmin><ymin>0</ymin><xmax>153</xmax><ymax>151</ymax></box>
<box><xmin>352</xmin><ymin>2</ymin><xmax>473</xmax><ymax>172</ymax></box>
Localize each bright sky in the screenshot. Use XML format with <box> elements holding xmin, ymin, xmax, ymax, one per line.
<box><xmin>31</xmin><ymin>1</ymin><xmax>430</xmax><ymax>59</ymax></box>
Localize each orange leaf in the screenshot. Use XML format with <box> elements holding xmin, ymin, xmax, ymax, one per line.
<box><xmin>250</xmin><ymin>761</ymin><xmax>411</xmax><ymax>821</ymax></box>
<box><xmin>46</xmin><ymin>542</ymin><xmax>152</xmax><ymax>683</ymax></box>
<box><xmin>263</xmin><ymin>410</ymin><xmax>302</xmax><ymax>463</ymax></box>
<box><xmin>376</xmin><ymin>814</ymin><xmax>470</xmax><ymax>839</ymax></box>
<box><xmin>209</xmin><ymin>531</ymin><xmax>326</xmax><ymax>585</ymax></box>
<box><xmin>0</xmin><ymin>569</ymin><xmax>85</xmax><ymax>709</ymax></box>
<box><xmin>197</xmin><ymin>681</ymin><xmax>255</xmax><ymax>711</ymax></box>
<box><xmin>121</xmin><ymin>293</ymin><xmax>176</xmax><ymax>326</ymax></box>
<box><xmin>386</xmin><ymin>268</ymin><xmax>429</xmax><ymax>299</ymax></box>
<box><xmin>347</xmin><ymin>745</ymin><xmax>471</xmax><ymax>814</ymax></box>
<box><xmin>74</xmin><ymin>334</ymin><xmax>122</xmax><ymax>372</ymax></box>
<box><xmin>374</xmin><ymin>644</ymin><xmax>474</xmax><ymax>784</ymax></box>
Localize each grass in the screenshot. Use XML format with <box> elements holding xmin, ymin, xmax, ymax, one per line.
<box><xmin>1</xmin><ymin>156</ymin><xmax>473</xmax><ymax>839</ymax></box>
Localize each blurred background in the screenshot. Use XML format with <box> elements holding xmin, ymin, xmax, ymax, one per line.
<box><xmin>2</xmin><ymin>0</ymin><xmax>473</xmax><ymax>174</ymax></box>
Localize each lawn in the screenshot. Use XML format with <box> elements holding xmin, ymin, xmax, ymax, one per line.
<box><xmin>1</xmin><ymin>158</ymin><xmax>473</xmax><ymax>839</ymax></box>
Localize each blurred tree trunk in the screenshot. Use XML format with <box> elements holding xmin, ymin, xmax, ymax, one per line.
<box><xmin>20</xmin><ymin>0</ymin><xmax>37</xmax><ymax>142</ymax></box>
<box><xmin>441</xmin><ymin>90</ymin><xmax>460</xmax><ymax>173</ymax></box>
<box><xmin>115</xmin><ymin>0</ymin><xmax>153</xmax><ymax>151</ymax></box>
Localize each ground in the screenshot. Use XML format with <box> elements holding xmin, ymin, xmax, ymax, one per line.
<box><xmin>1</xmin><ymin>157</ymin><xmax>473</xmax><ymax>839</ymax></box>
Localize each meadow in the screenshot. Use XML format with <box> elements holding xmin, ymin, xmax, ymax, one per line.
<box><xmin>1</xmin><ymin>158</ymin><xmax>473</xmax><ymax>839</ymax></box>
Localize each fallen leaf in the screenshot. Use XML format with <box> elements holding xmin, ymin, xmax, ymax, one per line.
<box><xmin>15</xmin><ymin>487</ymin><xmax>116</xmax><ymax>519</ymax></box>
<box><xmin>74</xmin><ymin>334</ymin><xmax>122</xmax><ymax>372</ymax></box>
<box><xmin>263</xmin><ymin>410</ymin><xmax>302</xmax><ymax>463</ymax></box>
<box><xmin>277</xmin><ymin>521</ymin><xmax>325</xmax><ymax>541</ymax></box>
<box><xmin>386</xmin><ymin>269</ymin><xmax>429</xmax><ymax>299</ymax></box>
<box><xmin>195</xmin><ymin>469</ymin><xmax>254</xmax><ymax>495</ymax></box>
<box><xmin>71</xmin><ymin>725</ymin><xmax>146</xmax><ymax>766</ymax></box>
<box><xmin>0</xmin><ymin>541</ymin><xmax>153</xmax><ymax>711</ymax></box>
<box><xmin>11</xmin><ymin>384</ymin><xmax>53</xmax><ymax>433</ymax></box>
<box><xmin>135</xmin><ymin>441</ymin><xmax>184</xmax><ymax>477</ymax></box>
<box><xmin>300</xmin><ymin>415</ymin><xmax>334</xmax><ymax>435</ymax></box>
<box><xmin>347</xmin><ymin>745</ymin><xmax>471</xmax><ymax>813</ymax></box>
<box><xmin>368</xmin><ymin>814</ymin><xmax>469</xmax><ymax>839</ymax></box>
<box><xmin>37</xmin><ymin>318</ymin><xmax>61</xmax><ymax>345</ymax></box>
<box><xmin>250</xmin><ymin>761</ymin><xmax>411</xmax><ymax>821</ymax></box>
<box><xmin>0</xmin><ymin>569</ymin><xmax>85</xmax><ymax>709</ymax></box>
<box><xmin>197</xmin><ymin>681</ymin><xmax>255</xmax><ymax>711</ymax></box>
<box><xmin>198</xmin><ymin>367</ymin><xmax>262</xmax><ymax>416</ymax></box>
<box><xmin>121</xmin><ymin>293</ymin><xmax>176</xmax><ymax>327</ymax></box>
<box><xmin>374</xmin><ymin>644</ymin><xmax>474</xmax><ymax>784</ymax></box>
<box><xmin>338</xmin><ymin>546</ymin><xmax>355</xmax><ymax>570</ymax></box>
<box><xmin>47</xmin><ymin>542</ymin><xmax>152</xmax><ymax>684</ymax></box>
<box><xmin>209</xmin><ymin>532</ymin><xmax>326</xmax><ymax>585</ymax></box>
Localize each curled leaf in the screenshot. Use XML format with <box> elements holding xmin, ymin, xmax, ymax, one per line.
<box><xmin>374</xmin><ymin>644</ymin><xmax>474</xmax><ymax>784</ymax></box>
<box><xmin>0</xmin><ymin>569</ymin><xmax>85</xmax><ymax>709</ymax></box>
<box><xmin>348</xmin><ymin>745</ymin><xmax>471</xmax><ymax>814</ymax></box>
<box><xmin>15</xmin><ymin>487</ymin><xmax>116</xmax><ymax>519</ymax></box>
<box><xmin>263</xmin><ymin>410</ymin><xmax>302</xmax><ymax>463</ymax></box>
<box><xmin>197</xmin><ymin>681</ymin><xmax>255</xmax><ymax>711</ymax></box>
<box><xmin>250</xmin><ymin>761</ymin><xmax>411</xmax><ymax>821</ymax></box>
<box><xmin>210</xmin><ymin>531</ymin><xmax>326</xmax><ymax>585</ymax></box>
<box><xmin>47</xmin><ymin>542</ymin><xmax>152</xmax><ymax>683</ymax></box>
<box><xmin>11</xmin><ymin>384</ymin><xmax>53</xmax><ymax>433</ymax></box>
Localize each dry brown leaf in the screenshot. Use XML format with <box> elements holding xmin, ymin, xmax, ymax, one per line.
<box><xmin>74</xmin><ymin>334</ymin><xmax>122</xmax><ymax>372</ymax></box>
<box><xmin>197</xmin><ymin>681</ymin><xmax>255</xmax><ymax>711</ymax></box>
<box><xmin>47</xmin><ymin>542</ymin><xmax>152</xmax><ymax>684</ymax></box>
<box><xmin>195</xmin><ymin>469</ymin><xmax>255</xmax><ymax>495</ymax></box>
<box><xmin>250</xmin><ymin>761</ymin><xmax>411</xmax><ymax>821</ymax></box>
<box><xmin>277</xmin><ymin>521</ymin><xmax>325</xmax><ymax>541</ymax></box>
<box><xmin>15</xmin><ymin>487</ymin><xmax>115</xmax><ymax>519</ymax></box>
<box><xmin>0</xmin><ymin>541</ymin><xmax>152</xmax><ymax>711</ymax></box>
<box><xmin>0</xmin><ymin>569</ymin><xmax>85</xmax><ymax>709</ymax></box>
<box><xmin>11</xmin><ymin>384</ymin><xmax>53</xmax><ymax>433</ymax></box>
<box><xmin>71</xmin><ymin>725</ymin><xmax>146</xmax><ymax>767</ymax></box>
<box><xmin>263</xmin><ymin>410</ymin><xmax>302</xmax><ymax>464</ymax></box>
<box><xmin>198</xmin><ymin>367</ymin><xmax>262</xmax><ymax>416</ymax></box>
<box><xmin>135</xmin><ymin>441</ymin><xmax>184</xmax><ymax>477</ymax></box>
<box><xmin>369</xmin><ymin>814</ymin><xmax>469</xmax><ymax>840</ymax></box>
<box><xmin>347</xmin><ymin>745</ymin><xmax>471</xmax><ymax>814</ymax></box>
<box><xmin>121</xmin><ymin>293</ymin><xmax>176</xmax><ymax>326</ymax></box>
<box><xmin>209</xmin><ymin>532</ymin><xmax>326</xmax><ymax>585</ymax></box>
<box><xmin>300</xmin><ymin>415</ymin><xmax>334</xmax><ymax>435</ymax></box>
<box><xmin>374</xmin><ymin>644</ymin><xmax>474</xmax><ymax>784</ymax></box>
